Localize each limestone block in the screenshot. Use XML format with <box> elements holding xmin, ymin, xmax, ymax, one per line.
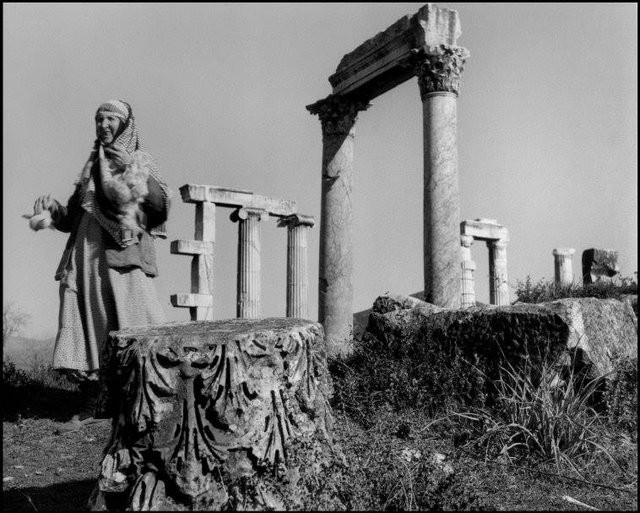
<box><xmin>582</xmin><ymin>248</ymin><xmax>620</xmax><ymax>285</ymax></box>
<box><xmin>329</xmin><ymin>4</ymin><xmax>461</xmax><ymax>99</ymax></box>
<box><xmin>538</xmin><ymin>298</ymin><xmax>638</xmax><ymax>378</ymax></box>
<box><xmin>90</xmin><ymin>318</ymin><xmax>341</xmax><ymax>511</ymax></box>
<box><xmin>460</xmin><ymin>218</ymin><xmax>509</xmax><ymax>242</ymax></box>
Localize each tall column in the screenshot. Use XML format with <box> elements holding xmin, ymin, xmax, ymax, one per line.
<box><xmin>307</xmin><ymin>95</ymin><xmax>370</xmax><ymax>357</ymax></box>
<box><xmin>460</xmin><ymin>234</ymin><xmax>476</xmax><ymax>308</ymax></box>
<box><xmin>488</xmin><ymin>239</ymin><xmax>509</xmax><ymax>306</ymax></box>
<box><xmin>232</xmin><ymin>207</ymin><xmax>265</xmax><ymax>319</ymax></box>
<box><xmin>553</xmin><ymin>248</ymin><xmax>575</xmax><ymax>286</ymax></box>
<box><xmin>279</xmin><ymin>214</ymin><xmax>315</xmax><ymax>319</ymax></box>
<box><xmin>415</xmin><ymin>45</ymin><xmax>469</xmax><ymax>308</ymax></box>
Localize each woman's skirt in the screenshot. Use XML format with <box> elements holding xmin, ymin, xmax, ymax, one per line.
<box><xmin>52</xmin><ymin>213</ymin><xmax>166</xmax><ymax>375</ymax></box>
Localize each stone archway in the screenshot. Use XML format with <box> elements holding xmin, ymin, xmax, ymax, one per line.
<box><xmin>307</xmin><ymin>4</ymin><xmax>470</xmax><ymax>355</ymax></box>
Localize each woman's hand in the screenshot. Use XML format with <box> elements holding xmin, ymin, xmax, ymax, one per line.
<box><xmin>33</xmin><ymin>194</ymin><xmax>55</xmax><ymax>214</ymax></box>
<box><xmin>103</xmin><ymin>143</ymin><xmax>133</xmax><ymax>169</ymax></box>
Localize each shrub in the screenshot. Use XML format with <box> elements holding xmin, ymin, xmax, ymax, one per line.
<box><xmin>604</xmin><ymin>355</ymin><xmax>638</xmax><ymax>437</ymax></box>
<box><xmin>514</xmin><ymin>275</ymin><xmax>637</xmax><ymax>304</ymax></box>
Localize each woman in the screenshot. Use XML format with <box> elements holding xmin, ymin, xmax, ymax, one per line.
<box><xmin>31</xmin><ymin>100</ymin><xmax>170</xmax><ymax>432</ymax></box>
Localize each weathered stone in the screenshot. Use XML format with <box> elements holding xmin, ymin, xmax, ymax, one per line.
<box><xmin>553</xmin><ymin>248</ymin><xmax>575</xmax><ymax>286</ymax></box>
<box><xmin>620</xmin><ymin>294</ymin><xmax>638</xmax><ymax>316</ymax></box>
<box><xmin>329</xmin><ymin>4</ymin><xmax>462</xmax><ymax>99</ymax></box>
<box><xmin>538</xmin><ymin>298</ymin><xmax>638</xmax><ymax>378</ymax></box>
<box><xmin>90</xmin><ymin>318</ymin><xmax>341</xmax><ymax>511</ymax></box>
<box><xmin>582</xmin><ymin>248</ymin><xmax>620</xmax><ymax>285</ymax></box>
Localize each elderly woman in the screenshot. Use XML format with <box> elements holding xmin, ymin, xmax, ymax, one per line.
<box><xmin>31</xmin><ymin>100</ymin><xmax>170</xmax><ymax>432</ymax></box>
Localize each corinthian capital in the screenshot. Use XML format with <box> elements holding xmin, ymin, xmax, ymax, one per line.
<box><xmin>414</xmin><ymin>44</ymin><xmax>470</xmax><ymax>98</ymax></box>
<box><xmin>307</xmin><ymin>95</ymin><xmax>370</xmax><ymax>136</ymax></box>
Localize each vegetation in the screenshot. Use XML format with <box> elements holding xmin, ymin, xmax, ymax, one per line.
<box><xmin>3</xmin><ymin>302</ymin><xmax>31</xmax><ymax>349</ymax></box>
<box><xmin>514</xmin><ymin>275</ymin><xmax>637</xmax><ymax>304</ymax></box>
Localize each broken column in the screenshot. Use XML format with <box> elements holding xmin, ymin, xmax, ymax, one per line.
<box><xmin>460</xmin><ymin>234</ymin><xmax>476</xmax><ymax>307</ymax></box>
<box><xmin>488</xmin><ymin>239</ymin><xmax>510</xmax><ymax>306</ymax></box>
<box><xmin>232</xmin><ymin>207</ymin><xmax>265</xmax><ymax>318</ymax></box>
<box><xmin>279</xmin><ymin>214</ymin><xmax>315</xmax><ymax>319</ymax></box>
<box><xmin>553</xmin><ymin>248</ymin><xmax>575</xmax><ymax>286</ymax></box>
<box><xmin>415</xmin><ymin>44</ymin><xmax>469</xmax><ymax>308</ymax></box>
<box><xmin>582</xmin><ymin>248</ymin><xmax>620</xmax><ymax>285</ymax></box>
<box><xmin>307</xmin><ymin>96</ymin><xmax>369</xmax><ymax>356</ymax></box>
<box><xmin>89</xmin><ymin>318</ymin><xmax>341</xmax><ymax>511</ymax></box>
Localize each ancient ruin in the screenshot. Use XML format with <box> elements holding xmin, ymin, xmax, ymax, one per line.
<box><xmin>460</xmin><ymin>218</ymin><xmax>510</xmax><ymax>306</ymax></box>
<box><xmin>582</xmin><ymin>248</ymin><xmax>620</xmax><ymax>285</ymax></box>
<box><xmin>553</xmin><ymin>248</ymin><xmax>575</xmax><ymax>286</ymax></box>
<box><xmin>89</xmin><ymin>318</ymin><xmax>340</xmax><ymax>511</ymax></box>
<box><xmin>171</xmin><ymin>184</ymin><xmax>315</xmax><ymax>320</ymax></box>
<box><xmin>307</xmin><ymin>4</ymin><xmax>469</xmax><ymax>354</ymax></box>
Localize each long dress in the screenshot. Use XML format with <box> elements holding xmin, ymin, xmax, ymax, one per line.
<box><xmin>52</xmin><ymin>212</ymin><xmax>166</xmax><ymax>376</ymax></box>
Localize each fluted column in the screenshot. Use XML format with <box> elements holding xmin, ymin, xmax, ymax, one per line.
<box><xmin>415</xmin><ymin>45</ymin><xmax>469</xmax><ymax>308</ymax></box>
<box><xmin>232</xmin><ymin>207</ymin><xmax>265</xmax><ymax>318</ymax></box>
<box><xmin>488</xmin><ymin>239</ymin><xmax>509</xmax><ymax>305</ymax></box>
<box><xmin>460</xmin><ymin>234</ymin><xmax>476</xmax><ymax>308</ymax></box>
<box><xmin>278</xmin><ymin>214</ymin><xmax>315</xmax><ymax>319</ymax></box>
<box><xmin>553</xmin><ymin>248</ymin><xmax>575</xmax><ymax>286</ymax></box>
<box><xmin>307</xmin><ymin>95</ymin><xmax>370</xmax><ymax>357</ymax></box>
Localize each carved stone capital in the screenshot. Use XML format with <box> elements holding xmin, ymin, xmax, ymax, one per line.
<box><xmin>460</xmin><ymin>234</ymin><xmax>474</xmax><ymax>248</ymax></box>
<box><xmin>307</xmin><ymin>95</ymin><xmax>370</xmax><ymax>136</ymax></box>
<box><xmin>414</xmin><ymin>44</ymin><xmax>470</xmax><ymax>98</ymax></box>
<box><xmin>277</xmin><ymin>213</ymin><xmax>316</xmax><ymax>229</ymax></box>
<box><xmin>230</xmin><ymin>207</ymin><xmax>266</xmax><ymax>222</ymax></box>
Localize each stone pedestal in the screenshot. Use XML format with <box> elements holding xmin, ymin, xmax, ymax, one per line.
<box><xmin>488</xmin><ymin>240</ymin><xmax>509</xmax><ymax>306</ymax></box>
<box><xmin>415</xmin><ymin>45</ymin><xmax>469</xmax><ymax>308</ymax></box>
<box><xmin>553</xmin><ymin>248</ymin><xmax>575</xmax><ymax>286</ymax></box>
<box><xmin>460</xmin><ymin>234</ymin><xmax>476</xmax><ymax>307</ymax></box>
<box><xmin>279</xmin><ymin>214</ymin><xmax>315</xmax><ymax>319</ymax></box>
<box><xmin>233</xmin><ymin>208</ymin><xmax>265</xmax><ymax>318</ymax></box>
<box><xmin>307</xmin><ymin>95</ymin><xmax>370</xmax><ymax>357</ymax></box>
<box><xmin>89</xmin><ymin>318</ymin><xmax>339</xmax><ymax>511</ymax></box>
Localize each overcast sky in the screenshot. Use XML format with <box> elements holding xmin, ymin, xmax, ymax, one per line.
<box><xmin>3</xmin><ymin>3</ymin><xmax>637</xmax><ymax>339</ymax></box>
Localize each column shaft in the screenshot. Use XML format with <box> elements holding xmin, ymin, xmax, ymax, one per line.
<box><xmin>460</xmin><ymin>234</ymin><xmax>476</xmax><ymax>308</ymax></box>
<box><xmin>191</xmin><ymin>202</ymin><xmax>215</xmax><ymax>321</ymax></box>
<box><xmin>553</xmin><ymin>248</ymin><xmax>575</xmax><ymax>286</ymax></box>
<box><xmin>488</xmin><ymin>240</ymin><xmax>509</xmax><ymax>306</ymax></box>
<box><xmin>286</xmin><ymin>224</ymin><xmax>310</xmax><ymax>318</ymax></box>
<box><xmin>236</xmin><ymin>210</ymin><xmax>262</xmax><ymax>318</ymax></box>
<box><xmin>422</xmin><ymin>92</ymin><xmax>462</xmax><ymax>308</ymax></box>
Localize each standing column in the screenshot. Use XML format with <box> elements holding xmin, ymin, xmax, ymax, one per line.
<box><xmin>415</xmin><ymin>45</ymin><xmax>470</xmax><ymax>309</ymax></box>
<box><xmin>488</xmin><ymin>239</ymin><xmax>510</xmax><ymax>305</ymax></box>
<box><xmin>553</xmin><ymin>248</ymin><xmax>575</xmax><ymax>286</ymax></box>
<box><xmin>232</xmin><ymin>207</ymin><xmax>265</xmax><ymax>319</ymax></box>
<box><xmin>279</xmin><ymin>214</ymin><xmax>315</xmax><ymax>319</ymax></box>
<box><xmin>460</xmin><ymin>234</ymin><xmax>476</xmax><ymax>308</ymax></box>
<box><xmin>307</xmin><ymin>95</ymin><xmax>370</xmax><ymax>357</ymax></box>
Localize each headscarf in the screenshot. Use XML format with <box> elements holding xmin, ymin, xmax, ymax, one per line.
<box><xmin>78</xmin><ymin>100</ymin><xmax>169</xmax><ymax>246</ymax></box>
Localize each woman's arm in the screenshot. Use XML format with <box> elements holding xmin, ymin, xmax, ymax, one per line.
<box><xmin>49</xmin><ymin>184</ymin><xmax>83</xmax><ymax>233</ymax></box>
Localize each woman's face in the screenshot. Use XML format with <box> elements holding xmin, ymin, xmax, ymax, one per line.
<box><xmin>95</xmin><ymin>112</ymin><xmax>122</xmax><ymax>146</ymax></box>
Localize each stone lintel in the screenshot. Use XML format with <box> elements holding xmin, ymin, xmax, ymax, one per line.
<box><xmin>180</xmin><ymin>184</ymin><xmax>297</xmax><ymax>217</ymax></box>
<box><xmin>328</xmin><ymin>3</ymin><xmax>461</xmax><ymax>100</ymax></box>
<box><xmin>277</xmin><ymin>213</ymin><xmax>316</xmax><ymax>228</ymax></box>
<box><xmin>553</xmin><ymin>248</ymin><xmax>575</xmax><ymax>257</ymax></box>
<box><xmin>461</xmin><ymin>219</ymin><xmax>509</xmax><ymax>242</ymax></box>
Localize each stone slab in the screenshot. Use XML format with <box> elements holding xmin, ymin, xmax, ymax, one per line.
<box><xmin>180</xmin><ymin>184</ymin><xmax>297</xmax><ymax>217</ymax></box>
<box><xmin>170</xmin><ymin>293</ymin><xmax>214</xmax><ymax>308</ymax></box>
<box><xmin>329</xmin><ymin>4</ymin><xmax>461</xmax><ymax>99</ymax></box>
<box><xmin>460</xmin><ymin>218</ymin><xmax>509</xmax><ymax>242</ymax></box>
<box><xmin>170</xmin><ymin>239</ymin><xmax>214</xmax><ymax>256</ymax></box>
<box><xmin>582</xmin><ymin>248</ymin><xmax>620</xmax><ymax>284</ymax></box>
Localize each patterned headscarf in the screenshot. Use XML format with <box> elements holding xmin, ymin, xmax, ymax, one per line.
<box><xmin>78</xmin><ymin>100</ymin><xmax>169</xmax><ymax>246</ymax></box>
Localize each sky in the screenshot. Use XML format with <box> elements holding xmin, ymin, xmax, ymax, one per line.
<box><xmin>3</xmin><ymin>3</ymin><xmax>637</xmax><ymax>339</ymax></box>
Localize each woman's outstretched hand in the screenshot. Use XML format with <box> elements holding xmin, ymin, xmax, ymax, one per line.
<box><xmin>33</xmin><ymin>194</ymin><xmax>55</xmax><ymax>214</ymax></box>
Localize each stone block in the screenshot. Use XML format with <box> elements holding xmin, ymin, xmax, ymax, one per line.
<box><xmin>460</xmin><ymin>218</ymin><xmax>509</xmax><ymax>242</ymax></box>
<box><xmin>328</xmin><ymin>4</ymin><xmax>461</xmax><ymax>99</ymax></box>
<box><xmin>90</xmin><ymin>318</ymin><xmax>342</xmax><ymax>511</ymax></box>
<box><xmin>582</xmin><ymin>248</ymin><xmax>620</xmax><ymax>285</ymax></box>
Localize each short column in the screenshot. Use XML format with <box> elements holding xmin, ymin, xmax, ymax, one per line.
<box><xmin>415</xmin><ymin>45</ymin><xmax>470</xmax><ymax>308</ymax></box>
<box><xmin>460</xmin><ymin>234</ymin><xmax>476</xmax><ymax>307</ymax></box>
<box><xmin>278</xmin><ymin>214</ymin><xmax>315</xmax><ymax>319</ymax></box>
<box><xmin>488</xmin><ymin>239</ymin><xmax>509</xmax><ymax>306</ymax></box>
<box><xmin>307</xmin><ymin>95</ymin><xmax>370</xmax><ymax>357</ymax></box>
<box><xmin>553</xmin><ymin>248</ymin><xmax>575</xmax><ymax>286</ymax></box>
<box><xmin>232</xmin><ymin>207</ymin><xmax>265</xmax><ymax>319</ymax></box>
